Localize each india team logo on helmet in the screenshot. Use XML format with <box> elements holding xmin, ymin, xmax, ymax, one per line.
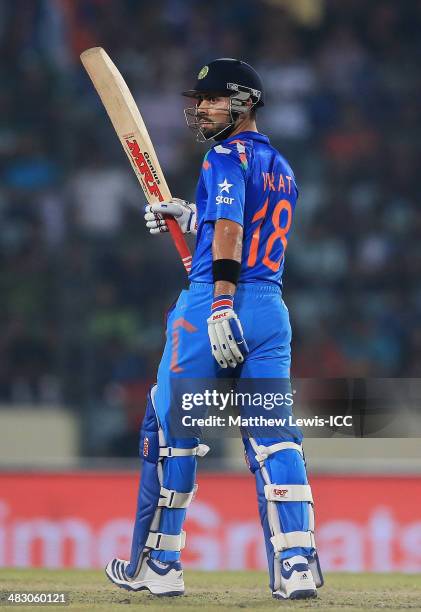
<box><xmin>198</xmin><ymin>65</ymin><xmax>209</xmax><ymax>79</ymax></box>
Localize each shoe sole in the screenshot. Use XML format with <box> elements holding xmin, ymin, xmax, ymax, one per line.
<box><xmin>290</xmin><ymin>589</ymin><xmax>317</xmax><ymax>600</ymax></box>
<box><xmin>105</xmin><ymin>567</ymin><xmax>184</xmax><ymax>597</ymax></box>
<box><xmin>273</xmin><ymin>589</ymin><xmax>317</xmax><ymax>600</ymax></box>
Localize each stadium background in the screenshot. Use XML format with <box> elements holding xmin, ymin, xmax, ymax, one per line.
<box><xmin>0</xmin><ymin>0</ymin><xmax>421</xmax><ymax>574</ymax></box>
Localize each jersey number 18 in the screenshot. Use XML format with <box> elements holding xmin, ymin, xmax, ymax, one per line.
<box><xmin>247</xmin><ymin>198</ymin><xmax>292</xmax><ymax>272</ymax></box>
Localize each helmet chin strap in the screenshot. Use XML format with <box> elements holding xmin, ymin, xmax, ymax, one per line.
<box><xmin>185</xmin><ymin>108</ymin><xmax>235</xmax><ymax>143</ymax></box>
<box><xmin>184</xmin><ymin>91</ymin><xmax>253</xmax><ymax>142</ymax></box>
<box><xmin>212</xmin><ymin>123</ymin><xmax>236</xmax><ymax>141</ymax></box>
<box><xmin>205</xmin><ymin>113</ymin><xmax>239</xmax><ymax>142</ymax></box>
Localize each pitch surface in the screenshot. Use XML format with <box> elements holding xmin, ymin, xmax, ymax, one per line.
<box><xmin>0</xmin><ymin>570</ymin><xmax>420</xmax><ymax>611</ymax></box>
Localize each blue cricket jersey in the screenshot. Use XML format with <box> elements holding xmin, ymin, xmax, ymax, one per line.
<box><xmin>189</xmin><ymin>131</ymin><xmax>298</xmax><ymax>287</ymax></box>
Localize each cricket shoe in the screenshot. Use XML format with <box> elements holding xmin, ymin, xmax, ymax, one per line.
<box><xmin>272</xmin><ymin>555</ymin><xmax>317</xmax><ymax>600</ymax></box>
<box><xmin>105</xmin><ymin>556</ymin><xmax>184</xmax><ymax>596</ymax></box>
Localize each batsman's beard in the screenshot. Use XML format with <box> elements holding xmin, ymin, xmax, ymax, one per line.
<box><xmin>184</xmin><ymin>106</ymin><xmax>236</xmax><ymax>142</ymax></box>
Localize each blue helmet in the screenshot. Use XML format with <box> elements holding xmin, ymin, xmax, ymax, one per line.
<box><xmin>182</xmin><ymin>58</ymin><xmax>264</xmax><ymax>107</ymax></box>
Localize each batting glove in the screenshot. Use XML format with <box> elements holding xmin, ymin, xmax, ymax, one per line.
<box><xmin>144</xmin><ymin>198</ymin><xmax>197</xmax><ymax>235</ymax></box>
<box><xmin>207</xmin><ymin>295</ymin><xmax>249</xmax><ymax>368</ymax></box>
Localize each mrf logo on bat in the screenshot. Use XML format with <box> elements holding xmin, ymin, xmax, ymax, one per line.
<box><xmin>124</xmin><ymin>136</ymin><xmax>164</xmax><ymax>202</ymax></box>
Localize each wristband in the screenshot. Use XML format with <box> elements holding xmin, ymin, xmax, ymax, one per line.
<box><xmin>212</xmin><ymin>258</ymin><xmax>241</xmax><ymax>285</ymax></box>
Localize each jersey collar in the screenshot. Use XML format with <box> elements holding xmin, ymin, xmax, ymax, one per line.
<box><xmin>220</xmin><ymin>131</ymin><xmax>270</xmax><ymax>145</ymax></box>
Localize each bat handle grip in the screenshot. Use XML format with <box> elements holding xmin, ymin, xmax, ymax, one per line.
<box><xmin>165</xmin><ymin>216</ymin><xmax>192</xmax><ymax>274</ymax></box>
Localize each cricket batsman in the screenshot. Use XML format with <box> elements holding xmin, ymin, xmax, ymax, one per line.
<box><xmin>106</xmin><ymin>58</ymin><xmax>324</xmax><ymax>600</ymax></box>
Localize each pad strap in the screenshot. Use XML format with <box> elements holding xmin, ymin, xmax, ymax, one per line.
<box><xmin>254</xmin><ymin>441</ymin><xmax>303</xmax><ymax>464</ymax></box>
<box><xmin>159</xmin><ymin>444</ymin><xmax>210</xmax><ymax>458</ymax></box>
<box><xmin>146</xmin><ymin>530</ymin><xmax>186</xmax><ymax>551</ymax></box>
<box><xmin>158</xmin><ymin>484</ymin><xmax>198</xmax><ymax>508</ymax></box>
<box><xmin>271</xmin><ymin>530</ymin><xmax>315</xmax><ymax>552</ymax></box>
<box><xmin>264</xmin><ymin>484</ymin><xmax>313</xmax><ymax>503</ymax></box>
<box><xmin>309</xmin><ymin>504</ymin><xmax>315</xmax><ymax>532</ymax></box>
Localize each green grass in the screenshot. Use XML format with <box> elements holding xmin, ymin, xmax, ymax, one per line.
<box><xmin>0</xmin><ymin>570</ymin><xmax>420</xmax><ymax>612</ymax></box>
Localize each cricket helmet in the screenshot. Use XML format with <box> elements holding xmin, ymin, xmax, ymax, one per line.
<box><xmin>182</xmin><ymin>58</ymin><xmax>264</xmax><ymax>107</ymax></box>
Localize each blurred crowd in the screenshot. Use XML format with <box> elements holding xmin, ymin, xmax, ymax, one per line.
<box><xmin>0</xmin><ymin>0</ymin><xmax>420</xmax><ymax>455</ymax></box>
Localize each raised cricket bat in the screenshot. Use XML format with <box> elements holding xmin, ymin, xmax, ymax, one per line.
<box><xmin>80</xmin><ymin>47</ymin><xmax>192</xmax><ymax>273</ymax></box>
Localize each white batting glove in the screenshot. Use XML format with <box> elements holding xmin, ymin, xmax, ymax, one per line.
<box><xmin>207</xmin><ymin>295</ymin><xmax>249</xmax><ymax>368</ymax></box>
<box><xmin>144</xmin><ymin>198</ymin><xmax>197</xmax><ymax>235</ymax></box>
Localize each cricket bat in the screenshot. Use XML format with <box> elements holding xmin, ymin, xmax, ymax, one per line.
<box><xmin>80</xmin><ymin>47</ymin><xmax>192</xmax><ymax>273</ymax></box>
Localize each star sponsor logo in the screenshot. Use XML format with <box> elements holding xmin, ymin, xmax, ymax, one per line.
<box><xmin>216</xmin><ymin>195</ymin><xmax>234</xmax><ymax>205</ymax></box>
<box><xmin>218</xmin><ymin>178</ymin><xmax>233</xmax><ymax>194</ymax></box>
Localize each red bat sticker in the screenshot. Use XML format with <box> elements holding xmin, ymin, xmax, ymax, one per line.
<box><xmin>125</xmin><ymin>138</ymin><xmax>164</xmax><ymax>201</ymax></box>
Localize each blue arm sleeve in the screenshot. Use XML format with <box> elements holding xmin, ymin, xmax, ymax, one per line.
<box><xmin>203</xmin><ymin>146</ymin><xmax>246</xmax><ymax>226</ymax></box>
